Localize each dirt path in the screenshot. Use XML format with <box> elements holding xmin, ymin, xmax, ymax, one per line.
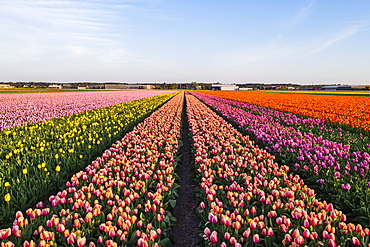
<box><xmin>171</xmin><ymin>94</ymin><xmax>201</xmax><ymax>247</ymax></box>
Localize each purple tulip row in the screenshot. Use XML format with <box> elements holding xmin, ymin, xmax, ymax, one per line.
<box><xmin>0</xmin><ymin>92</ymin><xmax>183</xmax><ymax>247</ymax></box>
<box><xmin>0</xmin><ymin>91</ymin><xmax>173</xmax><ymax>131</ymax></box>
<box><xmin>190</xmin><ymin>93</ymin><xmax>370</xmax><ymax>186</ymax></box>
<box><xmin>186</xmin><ymin>93</ymin><xmax>369</xmax><ymax>246</ymax></box>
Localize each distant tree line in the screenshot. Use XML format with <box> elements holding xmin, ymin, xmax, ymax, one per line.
<box><xmin>0</xmin><ymin>82</ymin><xmax>215</xmax><ymax>90</ymax></box>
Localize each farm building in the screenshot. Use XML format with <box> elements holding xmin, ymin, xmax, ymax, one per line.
<box><xmin>352</xmin><ymin>85</ymin><xmax>370</xmax><ymax>90</ymax></box>
<box><xmin>211</xmin><ymin>84</ymin><xmax>239</xmax><ymax>91</ymax></box>
<box><xmin>48</xmin><ymin>84</ymin><xmax>62</xmax><ymax>89</ymax></box>
<box><xmin>0</xmin><ymin>84</ymin><xmax>15</xmax><ymax>88</ymax></box>
<box><xmin>321</xmin><ymin>85</ymin><xmax>352</xmax><ymax>91</ymax></box>
<box><xmin>139</xmin><ymin>85</ymin><xmax>155</xmax><ymax>89</ymax></box>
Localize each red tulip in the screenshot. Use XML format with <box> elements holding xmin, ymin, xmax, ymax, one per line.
<box><xmin>77</xmin><ymin>237</ymin><xmax>86</xmax><ymax>247</ymax></box>
<box><xmin>352</xmin><ymin>237</ymin><xmax>361</xmax><ymax>246</ymax></box>
<box><xmin>295</xmin><ymin>236</ymin><xmax>304</xmax><ymax>244</ymax></box>
<box><xmin>0</xmin><ymin>228</ymin><xmax>11</xmax><ymax>239</ymax></box>
<box><xmin>209</xmin><ymin>231</ymin><xmax>218</xmax><ymax>244</ymax></box>
<box><xmin>56</xmin><ymin>224</ymin><xmax>65</xmax><ymax>233</ymax></box>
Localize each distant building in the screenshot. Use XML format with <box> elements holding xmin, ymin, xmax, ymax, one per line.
<box><xmin>352</xmin><ymin>85</ymin><xmax>370</xmax><ymax>90</ymax></box>
<box><xmin>321</xmin><ymin>85</ymin><xmax>352</xmax><ymax>91</ymax></box>
<box><xmin>48</xmin><ymin>84</ymin><xmax>62</xmax><ymax>89</ymax></box>
<box><xmin>276</xmin><ymin>85</ymin><xmax>287</xmax><ymax>90</ymax></box>
<box><xmin>211</xmin><ymin>84</ymin><xmax>239</xmax><ymax>91</ymax></box>
<box><xmin>139</xmin><ymin>85</ymin><xmax>155</xmax><ymax>89</ymax></box>
<box><xmin>239</xmin><ymin>87</ymin><xmax>253</xmax><ymax>91</ymax></box>
<box><xmin>0</xmin><ymin>84</ymin><xmax>15</xmax><ymax>88</ymax></box>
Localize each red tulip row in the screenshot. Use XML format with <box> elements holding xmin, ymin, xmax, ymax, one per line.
<box><xmin>186</xmin><ymin>93</ymin><xmax>370</xmax><ymax>246</ymax></box>
<box><xmin>0</xmin><ymin>92</ymin><xmax>184</xmax><ymax>247</ymax></box>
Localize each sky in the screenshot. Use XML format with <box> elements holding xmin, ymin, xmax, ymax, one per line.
<box><xmin>0</xmin><ymin>0</ymin><xmax>369</xmax><ymax>85</ymax></box>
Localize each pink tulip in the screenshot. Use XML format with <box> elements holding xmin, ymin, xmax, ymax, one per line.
<box><xmin>283</xmin><ymin>234</ymin><xmax>292</xmax><ymax>243</ymax></box>
<box><xmin>243</xmin><ymin>228</ymin><xmax>251</xmax><ymax>238</ymax></box>
<box><xmin>302</xmin><ymin>229</ymin><xmax>310</xmax><ymax>238</ymax></box>
<box><xmin>252</xmin><ymin>234</ymin><xmax>259</xmax><ymax>243</ymax></box>
<box><xmin>328</xmin><ymin>239</ymin><xmax>337</xmax><ymax>247</ymax></box>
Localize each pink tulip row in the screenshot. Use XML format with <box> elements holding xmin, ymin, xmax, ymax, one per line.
<box><xmin>0</xmin><ymin>92</ymin><xmax>183</xmax><ymax>246</ymax></box>
<box><xmin>0</xmin><ymin>91</ymin><xmax>173</xmax><ymax>131</ymax></box>
<box><xmin>185</xmin><ymin>93</ymin><xmax>369</xmax><ymax>246</ymax></box>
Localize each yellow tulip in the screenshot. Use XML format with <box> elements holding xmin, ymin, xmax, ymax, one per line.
<box><xmin>4</xmin><ymin>193</ymin><xmax>10</xmax><ymax>202</ymax></box>
<box><xmin>22</xmin><ymin>168</ymin><xmax>27</xmax><ymax>175</ymax></box>
<box><xmin>4</xmin><ymin>182</ymin><xmax>10</xmax><ymax>187</ymax></box>
<box><xmin>55</xmin><ymin>166</ymin><xmax>60</xmax><ymax>172</ymax></box>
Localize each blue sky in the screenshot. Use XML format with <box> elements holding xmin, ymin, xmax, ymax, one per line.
<box><xmin>0</xmin><ymin>0</ymin><xmax>369</xmax><ymax>84</ymax></box>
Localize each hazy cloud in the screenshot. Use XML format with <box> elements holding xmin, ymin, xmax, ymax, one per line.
<box><xmin>313</xmin><ymin>23</ymin><xmax>369</xmax><ymax>53</ymax></box>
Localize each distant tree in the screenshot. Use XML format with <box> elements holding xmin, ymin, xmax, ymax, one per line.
<box><xmin>199</xmin><ymin>84</ymin><xmax>204</xmax><ymax>90</ymax></box>
<box><xmin>169</xmin><ymin>83</ymin><xmax>178</xmax><ymax>89</ymax></box>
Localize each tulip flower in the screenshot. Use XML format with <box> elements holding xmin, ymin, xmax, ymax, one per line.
<box><xmin>4</xmin><ymin>193</ymin><xmax>10</xmax><ymax>202</ymax></box>
<box><xmin>209</xmin><ymin>231</ymin><xmax>218</xmax><ymax>244</ymax></box>
<box><xmin>252</xmin><ymin>234</ymin><xmax>259</xmax><ymax>243</ymax></box>
<box><xmin>352</xmin><ymin>237</ymin><xmax>361</xmax><ymax>246</ymax></box>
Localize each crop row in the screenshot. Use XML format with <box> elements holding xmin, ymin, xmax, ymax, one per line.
<box><xmin>0</xmin><ymin>91</ymin><xmax>173</xmax><ymax>131</ymax></box>
<box><xmin>199</xmin><ymin>93</ymin><xmax>369</xmax><ymax>152</ymax></box>
<box><xmin>0</xmin><ymin>92</ymin><xmax>176</xmax><ymax>226</ymax></box>
<box><xmin>192</xmin><ymin>92</ymin><xmax>370</xmax><ymax>226</ymax></box>
<box><xmin>200</xmin><ymin>91</ymin><xmax>370</xmax><ymax>131</ymax></box>
<box><xmin>186</xmin><ymin>93</ymin><xmax>370</xmax><ymax>246</ymax></box>
<box><xmin>0</xmin><ymin>92</ymin><xmax>184</xmax><ymax>246</ymax></box>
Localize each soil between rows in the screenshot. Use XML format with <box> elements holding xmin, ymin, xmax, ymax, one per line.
<box><xmin>170</xmin><ymin>95</ymin><xmax>201</xmax><ymax>247</ymax></box>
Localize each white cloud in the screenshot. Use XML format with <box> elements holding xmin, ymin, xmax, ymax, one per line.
<box><xmin>313</xmin><ymin>23</ymin><xmax>369</xmax><ymax>53</ymax></box>
<box><xmin>0</xmin><ymin>0</ymin><xmax>134</xmax><ymax>77</ymax></box>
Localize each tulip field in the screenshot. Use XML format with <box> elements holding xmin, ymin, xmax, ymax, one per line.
<box><xmin>1</xmin><ymin>90</ymin><xmax>370</xmax><ymax>246</ymax></box>
<box><xmin>0</xmin><ymin>91</ymin><xmax>173</xmax><ymax>131</ymax></box>
<box><xmin>200</xmin><ymin>91</ymin><xmax>370</xmax><ymax>131</ymax></box>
